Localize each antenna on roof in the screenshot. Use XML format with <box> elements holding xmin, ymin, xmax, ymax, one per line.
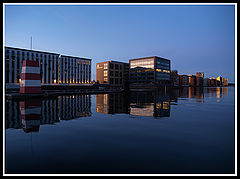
<box><xmin>30</xmin><ymin>36</ymin><xmax>32</xmax><ymax>50</ymax></box>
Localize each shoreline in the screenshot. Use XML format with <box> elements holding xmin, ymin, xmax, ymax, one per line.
<box><xmin>5</xmin><ymin>86</ymin><xmax>234</xmax><ymax>100</ymax></box>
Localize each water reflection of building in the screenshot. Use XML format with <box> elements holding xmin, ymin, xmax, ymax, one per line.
<box><xmin>5</xmin><ymin>94</ymin><xmax>91</xmax><ymax>133</ymax></box>
<box><xmin>58</xmin><ymin>95</ymin><xmax>91</xmax><ymax>120</ymax></box>
<box><xmin>216</xmin><ymin>87</ymin><xmax>228</xmax><ymax>99</ymax></box>
<box><xmin>130</xmin><ymin>91</ymin><xmax>170</xmax><ymax>118</ymax></box>
<box><xmin>205</xmin><ymin>87</ymin><xmax>228</xmax><ymax>99</ymax></box>
<box><xmin>178</xmin><ymin>87</ymin><xmax>204</xmax><ymax>103</ymax></box>
<box><xmin>96</xmin><ymin>93</ymin><xmax>130</xmax><ymax>114</ymax></box>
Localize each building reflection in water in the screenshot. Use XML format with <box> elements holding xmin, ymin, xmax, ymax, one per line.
<box><xmin>5</xmin><ymin>87</ymin><xmax>230</xmax><ymax>132</ymax></box>
<box><xmin>130</xmin><ymin>90</ymin><xmax>170</xmax><ymax>118</ymax></box>
<box><xmin>96</xmin><ymin>90</ymin><xmax>171</xmax><ymax>118</ymax></box>
<box><xmin>178</xmin><ymin>87</ymin><xmax>204</xmax><ymax>103</ymax></box>
<box><xmin>5</xmin><ymin>94</ymin><xmax>92</xmax><ymax>133</ymax></box>
<box><xmin>95</xmin><ymin>87</ymin><xmax>230</xmax><ymax>118</ymax></box>
<box><xmin>96</xmin><ymin>93</ymin><xmax>130</xmax><ymax>114</ymax></box>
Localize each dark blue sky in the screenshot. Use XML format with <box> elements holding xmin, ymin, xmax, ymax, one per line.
<box><xmin>5</xmin><ymin>4</ymin><xmax>235</xmax><ymax>82</ymax></box>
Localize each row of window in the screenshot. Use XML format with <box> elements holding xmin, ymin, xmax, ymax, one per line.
<box><xmin>5</xmin><ymin>48</ymin><xmax>91</xmax><ymax>84</ymax></box>
<box><xmin>102</xmin><ymin>63</ymin><xmax>124</xmax><ymax>70</ymax></box>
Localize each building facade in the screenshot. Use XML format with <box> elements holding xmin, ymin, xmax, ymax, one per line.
<box><xmin>216</xmin><ymin>76</ymin><xmax>224</xmax><ymax>86</ymax></box>
<box><xmin>129</xmin><ymin>56</ymin><xmax>171</xmax><ymax>86</ymax></box>
<box><xmin>96</xmin><ymin>61</ymin><xmax>129</xmax><ymax>88</ymax></box>
<box><xmin>188</xmin><ymin>75</ymin><xmax>196</xmax><ymax>87</ymax></box>
<box><xmin>179</xmin><ymin>75</ymin><xmax>189</xmax><ymax>86</ymax></box>
<box><xmin>223</xmin><ymin>78</ymin><xmax>228</xmax><ymax>86</ymax></box>
<box><xmin>196</xmin><ymin>72</ymin><xmax>204</xmax><ymax>87</ymax></box>
<box><xmin>5</xmin><ymin>46</ymin><xmax>91</xmax><ymax>86</ymax></box>
<box><xmin>170</xmin><ymin>70</ymin><xmax>179</xmax><ymax>86</ymax></box>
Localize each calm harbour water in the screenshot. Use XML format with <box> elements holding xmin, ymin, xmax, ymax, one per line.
<box><xmin>5</xmin><ymin>87</ymin><xmax>235</xmax><ymax>174</ymax></box>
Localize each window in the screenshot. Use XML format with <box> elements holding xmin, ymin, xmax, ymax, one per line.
<box><xmin>110</xmin><ymin>71</ymin><xmax>114</xmax><ymax>76</ymax></box>
<box><xmin>110</xmin><ymin>63</ymin><xmax>114</xmax><ymax>69</ymax></box>
<box><xmin>104</xmin><ymin>77</ymin><xmax>108</xmax><ymax>83</ymax></box>
<box><xmin>104</xmin><ymin>70</ymin><xmax>108</xmax><ymax>77</ymax></box>
<box><xmin>104</xmin><ymin>63</ymin><xmax>108</xmax><ymax>70</ymax></box>
<box><xmin>110</xmin><ymin>78</ymin><xmax>114</xmax><ymax>84</ymax></box>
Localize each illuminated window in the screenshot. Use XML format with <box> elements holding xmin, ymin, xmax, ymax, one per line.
<box><xmin>104</xmin><ymin>63</ymin><xmax>108</xmax><ymax>70</ymax></box>
<box><xmin>156</xmin><ymin>103</ymin><xmax>161</xmax><ymax>109</ymax></box>
<box><xmin>104</xmin><ymin>70</ymin><xmax>108</xmax><ymax>77</ymax></box>
<box><xmin>163</xmin><ymin>70</ymin><xmax>170</xmax><ymax>73</ymax></box>
<box><xmin>163</xmin><ymin>102</ymin><xmax>169</xmax><ymax>109</ymax></box>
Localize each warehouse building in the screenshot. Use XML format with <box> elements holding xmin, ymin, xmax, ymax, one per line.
<box><xmin>5</xmin><ymin>46</ymin><xmax>91</xmax><ymax>88</ymax></box>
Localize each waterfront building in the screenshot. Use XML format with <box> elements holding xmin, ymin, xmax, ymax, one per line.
<box><xmin>188</xmin><ymin>75</ymin><xmax>196</xmax><ymax>87</ymax></box>
<box><xmin>170</xmin><ymin>70</ymin><xmax>179</xmax><ymax>86</ymax></box>
<box><xmin>223</xmin><ymin>78</ymin><xmax>228</xmax><ymax>86</ymax></box>
<box><xmin>178</xmin><ymin>74</ymin><xmax>189</xmax><ymax>86</ymax></box>
<box><xmin>216</xmin><ymin>76</ymin><xmax>224</xmax><ymax>86</ymax></box>
<box><xmin>96</xmin><ymin>60</ymin><xmax>129</xmax><ymax>88</ymax></box>
<box><xmin>5</xmin><ymin>46</ymin><xmax>91</xmax><ymax>88</ymax></box>
<box><xmin>129</xmin><ymin>56</ymin><xmax>171</xmax><ymax>86</ymax></box>
<box><xmin>209</xmin><ymin>77</ymin><xmax>217</xmax><ymax>87</ymax></box>
<box><xmin>196</xmin><ymin>72</ymin><xmax>204</xmax><ymax>87</ymax></box>
<box><xmin>203</xmin><ymin>78</ymin><xmax>208</xmax><ymax>87</ymax></box>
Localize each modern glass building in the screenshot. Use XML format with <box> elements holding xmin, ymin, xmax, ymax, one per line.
<box><xmin>5</xmin><ymin>46</ymin><xmax>91</xmax><ymax>87</ymax></box>
<box><xmin>129</xmin><ymin>56</ymin><xmax>171</xmax><ymax>86</ymax></box>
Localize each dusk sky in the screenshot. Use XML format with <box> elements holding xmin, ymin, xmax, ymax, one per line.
<box><xmin>5</xmin><ymin>4</ymin><xmax>235</xmax><ymax>82</ymax></box>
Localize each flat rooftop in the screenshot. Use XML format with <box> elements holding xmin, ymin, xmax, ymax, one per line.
<box><xmin>5</xmin><ymin>46</ymin><xmax>91</xmax><ymax>61</ymax></box>
<box><xmin>129</xmin><ymin>56</ymin><xmax>170</xmax><ymax>62</ymax></box>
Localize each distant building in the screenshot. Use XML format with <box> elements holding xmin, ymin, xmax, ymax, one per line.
<box><xmin>196</xmin><ymin>72</ymin><xmax>204</xmax><ymax>87</ymax></box>
<box><xmin>96</xmin><ymin>60</ymin><xmax>129</xmax><ymax>88</ymax></box>
<box><xmin>179</xmin><ymin>75</ymin><xmax>188</xmax><ymax>86</ymax></box>
<box><xmin>129</xmin><ymin>56</ymin><xmax>171</xmax><ymax>87</ymax></box>
<box><xmin>208</xmin><ymin>77</ymin><xmax>217</xmax><ymax>86</ymax></box>
<box><xmin>216</xmin><ymin>76</ymin><xmax>224</xmax><ymax>86</ymax></box>
<box><xmin>223</xmin><ymin>78</ymin><xmax>228</xmax><ymax>86</ymax></box>
<box><xmin>203</xmin><ymin>78</ymin><xmax>208</xmax><ymax>87</ymax></box>
<box><xmin>170</xmin><ymin>70</ymin><xmax>179</xmax><ymax>86</ymax></box>
<box><xmin>188</xmin><ymin>75</ymin><xmax>196</xmax><ymax>87</ymax></box>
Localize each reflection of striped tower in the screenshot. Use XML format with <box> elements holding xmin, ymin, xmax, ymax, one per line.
<box><xmin>20</xmin><ymin>101</ymin><xmax>41</xmax><ymax>133</ymax></box>
<box><xmin>20</xmin><ymin>60</ymin><xmax>41</xmax><ymax>94</ymax></box>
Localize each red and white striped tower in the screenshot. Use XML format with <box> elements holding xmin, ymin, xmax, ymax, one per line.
<box><xmin>20</xmin><ymin>60</ymin><xmax>42</xmax><ymax>94</ymax></box>
<box><xmin>20</xmin><ymin>101</ymin><xmax>41</xmax><ymax>133</ymax></box>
